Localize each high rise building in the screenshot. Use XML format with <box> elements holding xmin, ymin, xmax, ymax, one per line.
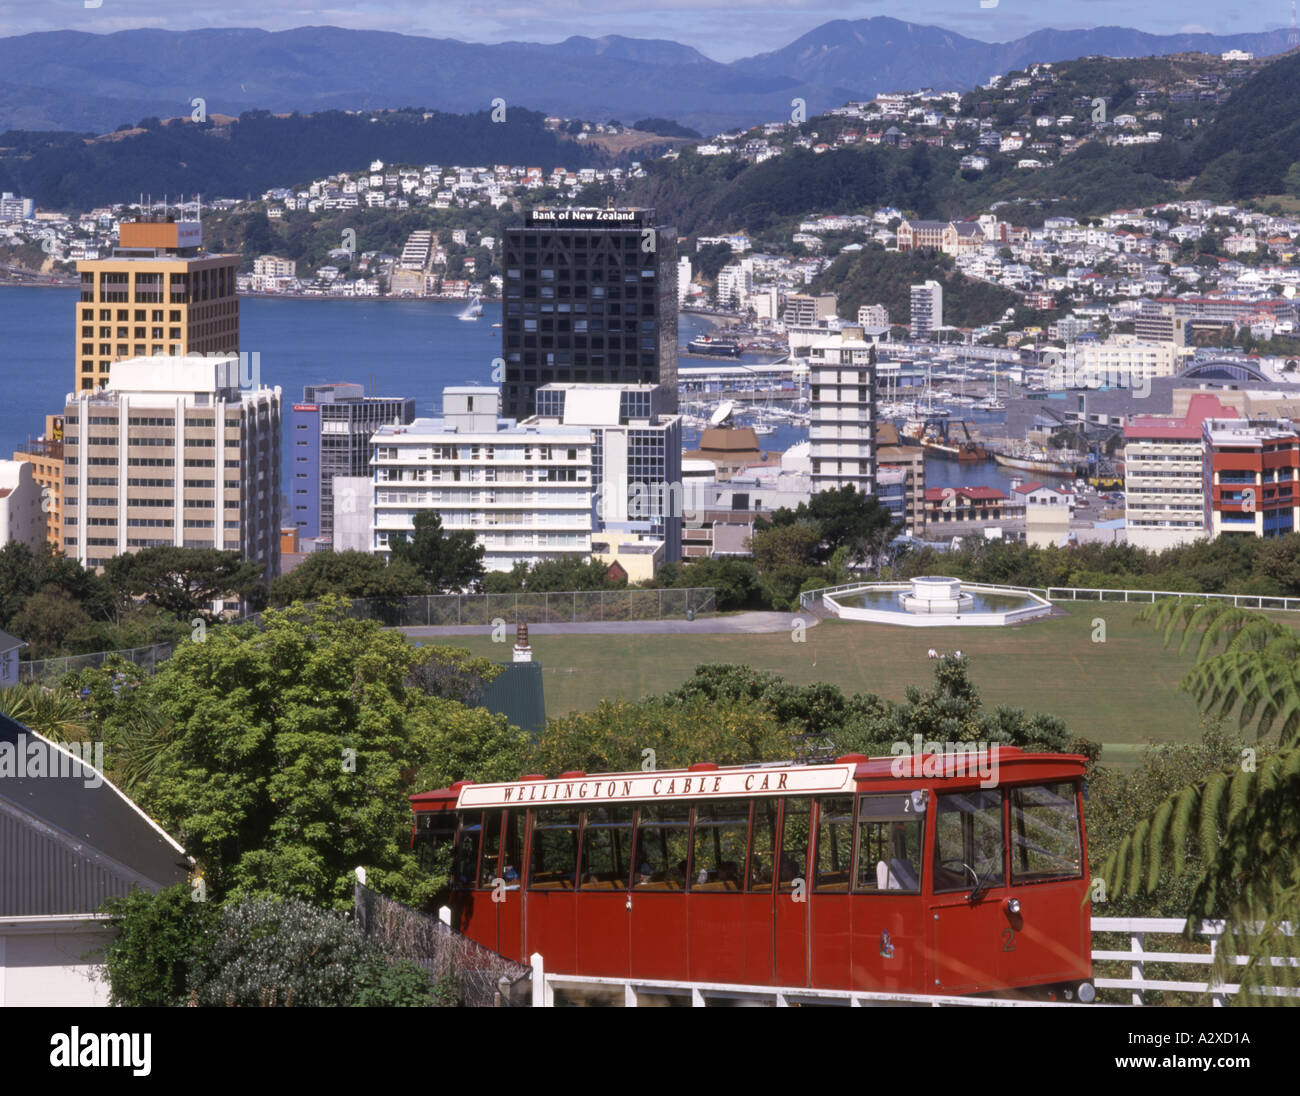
<box><xmin>1203</xmin><ymin>417</ymin><xmax>1300</xmax><ymax>539</ymax></box>
<box><xmin>290</xmin><ymin>383</ymin><xmax>415</xmax><ymax>541</ymax></box>
<box><xmin>1135</xmin><ymin>301</ymin><xmax>1187</xmax><ymax>346</ymax></box>
<box><xmin>62</xmin><ymin>356</ymin><xmax>281</xmax><ymax>585</ymax></box>
<box><xmin>782</xmin><ymin>293</ymin><xmax>837</xmax><ymax>327</ymax></box>
<box><xmin>530</xmin><ymin>383</ymin><xmax>682</xmax><ymax>561</ymax></box>
<box><xmin>500</xmin><ymin>208</ymin><xmax>677</xmax><ymax>419</ymax></box>
<box><xmin>909</xmin><ymin>281</ymin><xmax>943</xmax><ymax>340</ymax></box>
<box><xmin>75</xmin><ymin>215</ymin><xmax>239</xmax><ymax>392</ymax></box>
<box><xmin>809</xmin><ymin>326</ymin><xmax>877</xmax><ymax>496</ymax></box>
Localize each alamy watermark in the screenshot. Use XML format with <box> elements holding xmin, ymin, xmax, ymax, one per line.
<box><xmin>889</xmin><ymin>735</ymin><xmax>999</xmax><ymax>789</ymax></box>
<box><xmin>0</xmin><ymin>733</ymin><xmax>105</xmax><ymax>789</ymax></box>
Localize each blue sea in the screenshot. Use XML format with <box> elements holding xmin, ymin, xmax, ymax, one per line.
<box><xmin>0</xmin><ymin>287</ymin><xmax>1028</xmax><ymax>497</ymax></box>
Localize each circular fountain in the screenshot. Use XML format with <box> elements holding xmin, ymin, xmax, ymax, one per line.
<box><xmin>898</xmin><ymin>576</ymin><xmax>973</xmax><ymax>615</ymax></box>
<box><xmin>819</xmin><ymin>576</ymin><xmax>1053</xmax><ymax>627</ymax></box>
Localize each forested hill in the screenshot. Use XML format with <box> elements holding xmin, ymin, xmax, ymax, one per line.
<box><xmin>1187</xmin><ymin>50</ymin><xmax>1300</xmax><ymax>199</ymax></box>
<box><xmin>0</xmin><ymin>108</ymin><xmax>595</xmax><ymax>211</ymax></box>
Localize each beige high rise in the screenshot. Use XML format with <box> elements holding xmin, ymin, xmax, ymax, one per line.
<box><xmin>75</xmin><ymin>217</ymin><xmax>239</xmax><ymax>393</ymax></box>
<box><xmin>62</xmin><ymin>356</ymin><xmax>281</xmax><ymax>589</ymax></box>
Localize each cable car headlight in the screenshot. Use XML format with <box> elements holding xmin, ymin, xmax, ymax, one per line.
<box><xmin>1006</xmin><ymin>898</ymin><xmax>1021</xmax><ymax>915</ymax></box>
<box><xmin>910</xmin><ymin>789</ymin><xmax>929</xmax><ymax>813</ymax></box>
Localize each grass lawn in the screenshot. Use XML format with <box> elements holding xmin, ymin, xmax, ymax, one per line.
<box><xmin>438</xmin><ymin>602</ymin><xmax>1221</xmax><ymax>765</ymax></box>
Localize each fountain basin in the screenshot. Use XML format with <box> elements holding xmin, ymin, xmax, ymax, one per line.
<box><xmin>822</xmin><ymin>577</ymin><xmax>1052</xmax><ymax>627</ymax></box>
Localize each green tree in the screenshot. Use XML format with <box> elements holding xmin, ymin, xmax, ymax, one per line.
<box><xmin>387</xmin><ymin>510</ymin><xmax>485</xmax><ymax>592</ymax></box>
<box><xmin>134</xmin><ymin>598</ymin><xmax>526</xmax><ymax>909</ymax></box>
<box><xmin>766</xmin><ymin>485</ymin><xmax>899</xmax><ymax>567</ymax></box>
<box><xmin>1096</xmin><ymin>601</ymin><xmax>1300</xmax><ymax>1001</ymax></box>
<box><xmin>104</xmin><ymin>547</ymin><xmax>266</xmax><ymax>621</ymax></box>
<box><xmin>268</xmin><ymin>550</ymin><xmax>424</xmax><ymax>604</ymax></box>
<box><xmin>101</xmin><ymin>884</ymin><xmax>216</xmax><ymax>1007</ymax></box>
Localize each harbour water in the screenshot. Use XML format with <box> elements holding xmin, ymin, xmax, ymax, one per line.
<box><xmin>0</xmin><ymin>289</ymin><xmax>1035</xmax><ymax>499</ymax></box>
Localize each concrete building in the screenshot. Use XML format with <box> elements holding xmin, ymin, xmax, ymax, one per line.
<box><xmin>331</xmin><ymin>475</ymin><xmax>374</xmax><ymax>553</ymax></box>
<box><xmin>0</xmin><ymin>460</ymin><xmax>47</xmax><ymax>553</ymax></box>
<box><xmin>0</xmin><ymin>192</ymin><xmax>34</xmax><ymax>221</ymax></box>
<box><xmin>909</xmin><ymin>281</ymin><xmax>943</xmax><ymax>340</ymax></box>
<box><xmin>531</xmin><ymin>383</ymin><xmax>683</xmax><ymax>562</ymax></box>
<box><xmin>1135</xmin><ymin>301</ymin><xmax>1187</xmax><ymax>346</ymax></box>
<box><xmin>75</xmin><ymin>216</ymin><xmax>239</xmax><ymax>392</ymax></box>
<box><xmin>809</xmin><ymin>326</ymin><xmax>877</xmax><ymax>496</ymax></box>
<box><xmin>716</xmin><ymin>259</ymin><xmax>754</xmax><ymax>308</ymax></box>
<box><xmin>12</xmin><ymin>415</ymin><xmax>66</xmax><ymax>549</ymax></box>
<box><xmin>61</xmin><ymin>356</ymin><xmax>282</xmax><ymax>586</ymax></box>
<box><xmin>857</xmin><ymin>303</ymin><xmax>890</xmax><ymax>328</ymax></box>
<box><xmin>1124</xmin><ymin>393</ymin><xmax>1236</xmax><ymax>551</ymax></box>
<box><xmin>782</xmin><ymin>293</ymin><xmax>837</xmax><ymax>327</ymax></box>
<box><xmin>290</xmin><ymin>383</ymin><xmax>415</xmax><ymax>541</ymax></box>
<box><xmin>501</xmin><ymin>207</ymin><xmax>678</xmax><ymax>419</ymax></box>
<box><xmin>370</xmin><ymin>387</ymin><xmax>594</xmax><ymax>572</ymax></box>
<box><xmin>677</xmin><ymin>256</ymin><xmax>692</xmax><ymax>305</ymax></box>
<box><xmin>875</xmin><ymin>422</ymin><xmax>924</xmax><ymax>535</ymax></box>
<box><xmin>1065</xmin><ymin>336</ymin><xmax>1185</xmax><ymax>389</ymax></box>
<box><xmin>1012</xmin><ymin>480</ymin><xmax>1075</xmax><ymax>549</ymax></box>
<box><xmin>1203</xmin><ymin>418</ymin><xmax>1300</xmax><ymax>539</ymax></box>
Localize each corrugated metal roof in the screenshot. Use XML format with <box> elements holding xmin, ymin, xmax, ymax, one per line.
<box><xmin>0</xmin><ymin>714</ymin><xmax>189</xmax><ymax>917</ymax></box>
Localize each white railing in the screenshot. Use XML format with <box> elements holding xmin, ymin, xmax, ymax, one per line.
<box><xmin>801</xmin><ymin>582</ymin><xmax>1300</xmax><ymax>614</ymax></box>
<box><xmin>522</xmin><ymin>916</ymin><xmax>1298</xmax><ymax>1007</ymax></box>
<box><xmin>1091</xmin><ymin>917</ymin><xmax>1299</xmax><ymax>1006</ymax></box>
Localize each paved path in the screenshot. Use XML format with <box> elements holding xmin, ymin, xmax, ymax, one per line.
<box><xmin>400</xmin><ymin>611</ymin><xmax>820</xmax><ymax>639</ymax></box>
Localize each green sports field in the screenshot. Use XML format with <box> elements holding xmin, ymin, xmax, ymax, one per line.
<box><xmin>440</xmin><ymin>602</ymin><xmax>1228</xmax><ymax>764</ymax></box>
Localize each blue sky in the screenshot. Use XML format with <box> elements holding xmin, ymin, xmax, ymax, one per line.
<box><xmin>0</xmin><ymin>1</ymin><xmax>1284</xmax><ymax>61</ymax></box>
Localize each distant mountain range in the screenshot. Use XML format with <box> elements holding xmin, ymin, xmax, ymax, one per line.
<box><xmin>0</xmin><ymin>20</ymin><xmax>1294</xmax><ymax>135</ymax></box>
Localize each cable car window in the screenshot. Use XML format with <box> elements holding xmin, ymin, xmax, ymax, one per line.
<box><xmin>501</xmin><ymin>809</ymin><xmax>523</xmax><ymax>888</ymax></box>
<box><xmin>1010</xmin><ymin>782</ymin><xmax>1082</xmax><ymax>883</ymax></box>
<box><xmin>580</xmin><ymin>805</ymin><xmax>634</xmax><ymax>889</ymax></box>
<box><xmin>634</xmin><ymin>802</ymin><xmax>691</xmax><ymax>890</ymax></box>
<box><xmin>778</xmin><ymin>798</ymin><xmax>811</xmax><ymax>891</ymax></box>
<box><xmin>854</xmin><ymin>794</ymin><xmax>924</xmax><ymax>893</ymax></box>
<box><xmin>933</xmin><ymin>790</ymin><xmax>1004</xmax><ymax>894</ymax></box>
<box><xmin>814</xmin><ymin>797</ymin><xmax>855</xmax><ymax>892</ymax></box>
<box><xmin>748</xmin><ymin>799</ymin><xmax>779</xmax><ymax>891</ymax></box>
<box><xmin>477</xmin><ymin>810</ymin><xmax>504</xmax><ymax>888</ymax></box>
<box><xmin>414</xmin><ymin>812</ymin><xmax>456</xmax><ymax>876</ymax></box>
<box><xmin>690</xmin><ymin>800</ymin><xmax>750</xmax><ymax>892</ymax></box>
<box><xmin>529</xmin><ymin>808</ymin><xmax>580</xmax><ymax>890</ymax></box>
<box><xmin>452</xmin><ymin>811</ymin><xmax>482</xmax><ymax>889</ymax></box>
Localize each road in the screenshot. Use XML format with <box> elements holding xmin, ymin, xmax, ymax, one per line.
<box><xmin>400</xmin><ymin>611</ymin><xmax>819</xmax><ymax>639</ymax></box>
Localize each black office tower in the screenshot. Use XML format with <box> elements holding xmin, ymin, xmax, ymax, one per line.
<box><xmin>502</xmin><ymin>208</ymin><xmax>677</xmax><ymax>419</ymax></box>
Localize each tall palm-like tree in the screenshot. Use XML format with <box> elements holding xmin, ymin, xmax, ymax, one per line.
<box><xmin>1097</xmin><ymin>600</ymin><xmax>1300</xmax><ymax>1003</ymax></box>
<box><xmin>0</xmin><ymin>682</ymin><xmax>88</xmax><ymax>743</ymax></box>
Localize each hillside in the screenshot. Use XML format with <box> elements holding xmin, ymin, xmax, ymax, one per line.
<box><xmin>0</xmin><ymin>108</ymin><xmax>595</xmax><ymax>210</ymax></box>
<box><xmin>813</xmin><ymin>249</ymin><xmax>1020</xmax><ymax>331</ymax></box>
<box><xmin>1189</xmin><ymin>49</ymin><xmax>1300</xmax><ymax>199</ymax></box>
<box><xmin>0</xmin><ymin>22</ymin><xmax>1292</xmax><ymax>135</ymax></box>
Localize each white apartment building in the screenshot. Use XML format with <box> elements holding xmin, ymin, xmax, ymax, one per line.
<box><xmin>857</xmin><ymin>303</ymin><xmax>889</xmax><ymax>328</ymax></box>
<box><xmin>716</xmin><ymin>259</ymin><xmax>754</xmax><ymax>308</ymax></box>
<box><xmin>530</xmin><ymin>384</ymin><xmax>683</xmax><ymax>561</ymax></box>
<box><xmin>1123</xmin><ymin>393</ymin><xmax>1235</xmax><ymax>551</ymax></box>
<box><xmin>370</xmin><ymin>387</ymin><xmax>594</xmax><ymax>572</ymax></box>
<box><xmin>62</xmin><ymin>356</ymin><xmax>282</xmax><ymax>583</ymax></box>
<box><xmin>0</xmin><ymin>460</ymin><xmax>47</xmax><ymax>552</ymax></box>
<box><xmin>677</xmin><ymin>256</ymin><xmax>692</xmax><ymax>305</ymax></box>
<box><xmin>910</xmin><ymin>281</ymin><xmax>943</xmax><ymax>340</ymax></box>
<box><xmin>809</xmin><ymin>326</ymin><xmax>877</xmax><ymax>496</ymax></box>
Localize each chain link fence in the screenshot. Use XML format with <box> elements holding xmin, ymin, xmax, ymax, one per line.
<box><xmin>247</xmin><ymin>587</ymin><xmax>717</xmax><ymax>629</ymax></box>
<box><xmin>18</xmin><ymin>641</ymin><xmax>175</xmax><ymax>684</ymax></box>
<box><xmin>15</xmin><ymin>587</ymin><xmax>716</xmax><ymax>683</ymax></box>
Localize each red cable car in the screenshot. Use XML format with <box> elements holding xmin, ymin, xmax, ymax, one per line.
<box><xmin>410</xmin><ymin>746</ymin><xmax>1094</xmax><ymax>999</ymax></box>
